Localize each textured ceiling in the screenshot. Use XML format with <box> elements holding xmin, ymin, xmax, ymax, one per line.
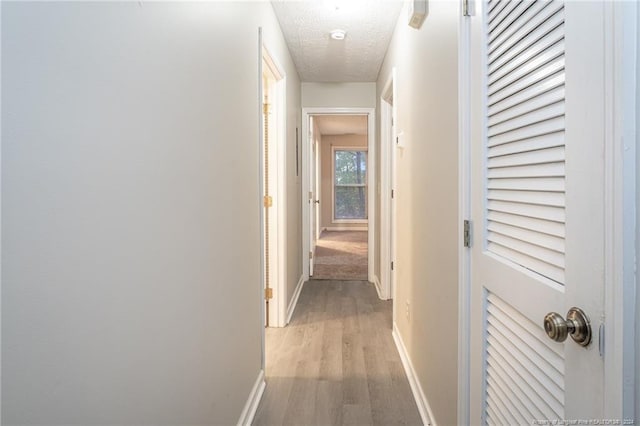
<box><xmin>271</xmin><ymin>0</ymin><xmax>403</xmax><ymax>82</ymax></box>
<box><xmin>315</xmin><ymin>115</ymin><xmax>368</xmax><ymax>135</ymax></box>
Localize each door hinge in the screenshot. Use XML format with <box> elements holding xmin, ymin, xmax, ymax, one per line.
<box><xmin>309</xmin><ymin>251</ymin><xmax>313</xmax><ymax>259</ymax></box>
<box><xmin>265</xmin><ymin>287</ymin><xmax>273</xmax><ymax>300</ymax></box>
<box><xmin>309</xmin><ymin>191</ymin><xmax>313</xmax><ymax>201</ymax></box>
<box><xmin>462</xmin><ymin>0</ymin><xmax>474</xmax><ymax>16</ymax></box>
<box><xmin>263</xmin><ymin>195</ymin><xmax>273</xmax><ymax>208</ymax></box>
<box><xmin>463</xmin><ymin>220</ymin><xmax>471</xmax><ymax>248</ymax></box>
<box><xmin>391</xmin><ymin>261</ymin><xmax>395</xmax><ymax>271</ymax></box>
<box><xmin>391</xmin><ymin>189</ymin><xmax>395</xmax><ymax>199</ymax></box>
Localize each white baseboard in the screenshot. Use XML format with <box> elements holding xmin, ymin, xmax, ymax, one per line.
<box><xmin>392</xmin><ymin>323</ymin><xmax>436</xmax><ymax>426</ymax></box>
<box><xmin>324</xmin><ymin>226</ymin><xmax>368</xmax><ymax>231</ymax></box>
<box><xmin>373</xmin><ymin>275</ymin><xmax>384</xmax><ymax>300</ymax></box>
<box><xmin>286</xmin><ymin>275</ymin><xmax>305</xmax><ymax>324</ymax></box>
<box><xmin>237</xmin><ymin>369</ymin><xmax>265</xmax><ymax>426</ymax></box>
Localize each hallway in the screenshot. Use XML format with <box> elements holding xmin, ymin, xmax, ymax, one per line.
<box><xmin>2</xmin><ymin>2</ymin><xmax>638</xmax><ymax>425</ymax></box>
<box><xmin>313</xmin><ymin>231</ymin><xmax>368</xmax><ymax>281</ymax></box>
<box><xmin>254</xmin><ymin>280</ymin><xmax>421</xmax><ymax>425</ymax></box>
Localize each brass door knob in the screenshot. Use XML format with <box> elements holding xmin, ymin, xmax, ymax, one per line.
<box><xmin>543</xmin><ymin>307</ymin><xmax>592</xmax><ymax>347</ymax></box>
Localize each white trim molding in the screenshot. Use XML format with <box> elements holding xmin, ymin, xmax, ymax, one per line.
<box><xmin>457</xmin><ymin>7</ymin><xmax>472</xmax><ymax>426</ymax></box>
<box><xmin>392</xmin><ymin>323</ymin><xmax>436</xmax><ymax>426</ymax></box>
<box><xmin>262</xmin><ymin>44</ymin><xmax>288</xmax><ymax>329</ymax></box>
<box><xmin>603</xmin><ymin>0</ymin><xmax>637</xmax><ymax>419</ymax></box>
<box><xmin>372</xmin><ymin>275</ymin><xmax>385</xmax><ymax>300</ymax></box>
<box><xmin>286</xmin><ymin>275</ymin><xmax>305</xmax><ymax>324</ymax></box>
<box><xmin>324</xmin><ymin>226</ymin><xmax>368</xmax><ymax>232</ymax></box>
<box><xmin>380</xmin><ymin>68</ymin><xmax>397</xmax><ymax>302</ymax></box>
<box><xmin>236</xmin><ymin>369</ymin><xmax>266</xmax><ymax>426</ymax></box>
<box><xmin>302</xmin><ymin>107</ymin><xmax>376</xmax><ymax>285</ymax></box>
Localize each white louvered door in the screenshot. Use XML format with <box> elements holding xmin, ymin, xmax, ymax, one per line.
<box><xmin>469</xmin><ymin>0</ymin><xmax>606</xmax><ymax>424</ymax></box>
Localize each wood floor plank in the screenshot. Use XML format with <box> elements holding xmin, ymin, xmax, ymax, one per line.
<box><xmin>253</xmin><ymin>280</ymin><xmax>422</xmax><ymax>426</ymax></box>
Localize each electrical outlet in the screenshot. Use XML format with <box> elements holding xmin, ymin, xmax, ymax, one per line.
<box><xmin>405</xmin><ymin>300</ymin><xmax>410</xmax><ymax>321</ymax></box>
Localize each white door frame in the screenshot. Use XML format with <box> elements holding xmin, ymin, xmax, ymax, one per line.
<box><xmin>456</xmin><ymin>1</ymin><xmax>638</xmax><ymax>422</ymax></box>
<box><xmin>603</xmin><ymin>1</ymin><xmax>637</xmax><ymax>419</ymax></box>
<box><xmin>260</xmin><ymin>43</ymin><xmax>288</xmax><ymax>329</ymax></box>
<box><xmin>380</xmin><ymin>69</ymin><xmax>397</xmax><ymax>302</ymax></box>
<box><xmin>457</xmin><ymin>6</ymin><xmax>472</xmax><ymax>423</ymax></box>
<box><xmin>302</xmin><ymin>107</ymin><xmax>376</xmax><ymax>286</ymax></box>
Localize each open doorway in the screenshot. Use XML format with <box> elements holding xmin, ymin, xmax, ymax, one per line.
<box><xmin>312</xmin><ymin>115</ymin><xmax>368</xmax><ymax>280</ymax></box>
<box><xmin>261</xmin><ymin>47</ymin><xmax>287</xmax><ymax>328</ymax></box>
<box><xmin>302</xmin><ymin>110</ymin><xmax>376</xmax><ymax>285</ymax></box>
<box><xmin>380</xmin><ymin>69</ymin><xmax>397</xmax><ymax>301</ymax></box>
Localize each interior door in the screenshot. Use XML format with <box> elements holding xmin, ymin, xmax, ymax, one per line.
<box><xmin>469</xmin><ymin>0</ymin><xmax>606</xmax><ymax>423</ymax></box>
<box><xmin>390</xmin><ymin>105</ymin><xmax>397</xmax><ymax>299</ymax></box>
<box><xmin>309</xmin><ymin>116</ymin><xmax>317</xmax><ymax>276</ymax></box>
<box><xmin>315</xmin><ymin>138</ymin><xmax>321</xmax><ymax>242</ymax></box>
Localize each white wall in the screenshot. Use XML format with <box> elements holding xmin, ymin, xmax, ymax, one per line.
<box><xmin>376</xmin><ymin>2</ymin><xmax>460</xmax><ymax>425</ymax></box>
<box><xmin>636</xmin><ymin>1</ymin><xmax>640</xmax><ymax>417</ymax></box>
<box><xmin>277</xmin><ymin>25</ymin><xmax>303</xmax><ymax>319</ymax></box>
<box><xmin>1</xmin><ymin>2</ymin><xmax>299</xmax><ymax>424</ymax></box>
<box><xmin>320</xmin><ymin>135</ymin><xmax>369</xmax><ymax>229</ymax></box>
<box><xmin>302</xmin><ymin>82</ymin><xmax>376</xmax><ymax>108</ymax></box>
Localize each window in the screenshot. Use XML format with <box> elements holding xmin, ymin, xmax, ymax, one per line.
<box><xmin>333</xmin><ymin>148</ymin><xmax>368</xmax><ymax>221</ymax></box>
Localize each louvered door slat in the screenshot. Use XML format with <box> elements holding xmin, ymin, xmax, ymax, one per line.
<box><xmin>487</xmin><ymin>340</ymin><xmax>562</xmax><ymax>419</ymax></box>
<box><xmin>489</xmin><ymin>43</ymin><xmax>564</xmax><ymax>99</ymax></box>
<box><xmin>488</xmin><ymin>200</ymin><xmax>564</xmax><ymax>222</ymax></box>
<box><xmin>488</xmin><ymin>244</ymin><xmax>564</xmax><ymax>283</ymax></box>
<box><xmin>488</xmin><ymin>0</ymin><xmax>527</xmax><ymax>35</ymax></box>
<box><xmin>488</xmin><ymin>222</ymin><xmax>564</xmax><ymax>252</ymax></box>
<box><xmin>489</xmin><ymin>0</ymin><xmax>548</xmax><ymax>47</ymax></box>
<box><xmin>488</xmin><ymin>190</ymin><xmax>564</xmax><ymax>208</ymax></box>
<box><xmin>488</xmin><ymin>100</ymin><xmax>564</xmax><ymax>137</ymax></box>
<box><xmin>487</xmin><ymin>234</ymin><xmax>564</xmax><ymax>268</ymax></box>
<box><xmin>487</xmin><ymin>211</ymin><xmax>565</xmax><ymax>238</ymax></box>
<box><xmin>489</xmin><ymin>57</ymin><xmax>564</xmax><ymax>106</ymax></box>
<box><xmin>488</xmin><ymin>86</ymin><xmax>564</xmax><ymax>127</ymax></box>
<box><xmin>486</xmin><ymin>0</ymin><xmax>566</xmax><ymax>286</ymax></box>
<box><xmin>487</xmin><ymin>306</ymin><xmax>564</xmax><ymax>385</ymax></box>
<box><xmin>487</xmin><ymin>365</ymin><xmax>540</xmax><ymax>421</ymax></box>
<box><xmin>487</xmin><ymin>2</ymin><xmax>553</xmax><ymax>55</ymax></box>
<box><xmin>486</xmin><ymin>406</ymin><xmax>503</xmax><ymax>426</ymax></box>
<box><xmin>489</xmin><ymin>2</ymin><xmax>563</xmax><ymax>62</ymax></box>
<box><xmin>486</xmin><ymin>162</ymin><xmax>564</xmax><ymax>179</ymax></box>
<box><xmin>489</xmin><ymin>12</ymin><xmax>564</xmax><ymax>77</ymax></box>
<box><xmin>487</xmin><ymin>116</ymin><xmax>565</xmax><ymax>147</ymax></box>
<box><xmin>489</xmin><ymin>26</ymin><xmax>564</xmax><ymax>86</ymax></box>
<box><xmin>487</xmin><ymin>334</ymin><xmax>563</xmax><ymax>411</ymax></box>
<box><xmin>487</xmin><ymin>375</ymin><xmax>527</xmax><ymax>424</ymax></box>
<box><xmin>487</xmin><ymin>177</ymin><xmax>564</xmax><ymax>191</ymax></box>
<box><xmin>487</xmin><ymin>373</ymin><xmax>532</xmax><ymax>422</ymax></box>
<box><xmin>487</xmin><ymin>131</ymin><xmax>563</xmax><ymax>155</ymax></box>
<box><xmin>488</xmin><ymin>0</ymin><xmax>512</xmax><ymax>26</ymax></box>
<box><xmin>485</xmin><ymin>293</ymin><xmax>566</xmax><ymax>422</ymax></box>
<box><xmin>487</xmin><ymin>146</ymin><xmax>564</xmax><ymax>168</ymax></box>
<box><xmin>488</xmin><ymin>72</ymin><xmax>564</xmax><ymax>117</ymax></box>
<box><xmin>488</xmin><ymin>0</ymin><xmax>504</xmax><ymax>13</ymax></box>
<box><xmin>486</xmin><ymin>394</ymin><xmax>512</xmax><ymax>426</ymax></box>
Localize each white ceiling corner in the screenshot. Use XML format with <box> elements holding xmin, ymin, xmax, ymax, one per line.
<box><xmin>270</xmin><ymin>0</ymin><xmax>404</xmax><ymax>82</ymax></box>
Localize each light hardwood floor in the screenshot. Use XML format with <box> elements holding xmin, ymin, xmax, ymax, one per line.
<box><xmin>253</xmin><ymin>280</ymin><xmax>423</xmax><ymax>426</ymax></box>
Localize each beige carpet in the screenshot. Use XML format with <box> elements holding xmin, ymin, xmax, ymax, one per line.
<box><xmin>311</xmin><ymin>230</ymin><xmax>368</xmax><ymax>280</ymax></box>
